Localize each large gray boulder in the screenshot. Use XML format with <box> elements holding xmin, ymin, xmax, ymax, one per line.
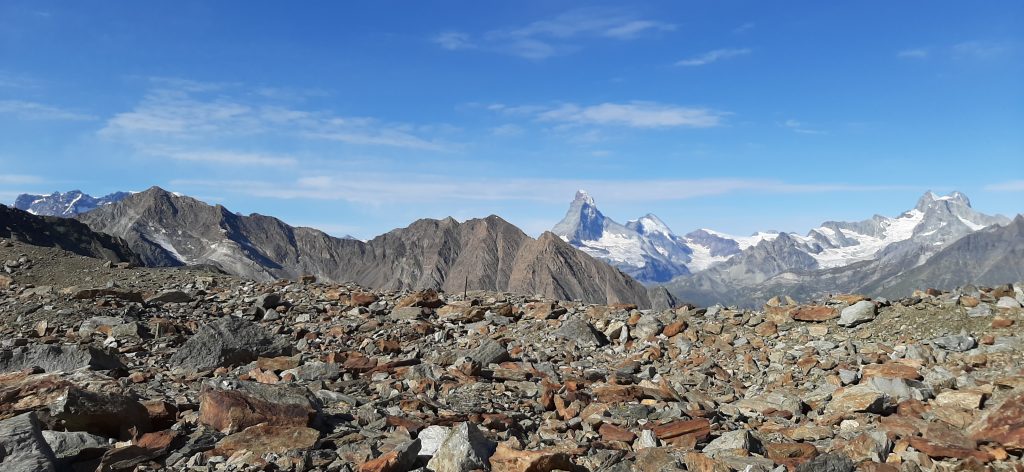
<box><xmin>168</xmin><ymin>316</ymin><xmax>293</xmax><ymax>370</ymax></box>
<box><xmin>425</xmin><ymin>422</ymin><xmax>496</xmax><ymax>472</ymax></box>
<box><xmin>0</xmin><ymin>412</ymin><xmax>58</xmax><ymax>472</ymax></box>
<box><xmin>838</xmin><ymin>301</ymin><xmax>876</xmax><ymax>327</ymax></box>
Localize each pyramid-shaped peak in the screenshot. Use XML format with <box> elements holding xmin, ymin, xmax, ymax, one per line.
<box><xmin>574</xmin><ymin>189</ymin><xmax>595</xmax><ymax>205</ymax></box>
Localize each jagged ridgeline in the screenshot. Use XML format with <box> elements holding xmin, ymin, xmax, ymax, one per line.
<box><xmin>74</xmin><ymin>187</ymin><xmax>668</xmax><ymax>308</ymax></box>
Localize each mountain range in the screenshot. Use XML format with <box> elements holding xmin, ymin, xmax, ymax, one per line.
<box><xmin>14</xmin><ymin>190</ymin><xmax>130</xmax><ymax>217</ymax></box>
<box><xmin>10</xmin><ymin>187</ymin><xmax>1022</xmax><ymax>308</ymax></box>
<box><xmin>72</xmin><ymin>187</ymin><xmax>663</xmax><ymax>308</ymax></box>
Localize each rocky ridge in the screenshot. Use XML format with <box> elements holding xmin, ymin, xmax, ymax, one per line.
<box><xmin>77</xmin><ymin>187</ymin><xmax>657</xmax><ymax>308</ymax></box>
<box><xmin>1</xmin><ymin>237</ymin><xmax>1023</xmax><ymax>471</ymax></box>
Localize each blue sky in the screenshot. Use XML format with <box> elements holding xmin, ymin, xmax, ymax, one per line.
<box><xmin>1</xmin><ymin>1</ymin><xmax>1022</xmax><ymax>239</ymax></box>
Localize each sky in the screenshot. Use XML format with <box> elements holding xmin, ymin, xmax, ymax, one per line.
<box><xmin>1</xmin><ymin>1</ymin><xmax>1022</xmax><ymax>239</ymax></box>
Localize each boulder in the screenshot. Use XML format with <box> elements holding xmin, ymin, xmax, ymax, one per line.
<box><xmin>466</xmin><ymin>339</ymin><xmax>510</xmax><ymax>367</ymax></box>
<box><xmin>212</xmin><ymin>424</ymin><xmax>319</xmax><ymax>458</ymax></box>
<box><xmin>359</xmin><ymin>439</ymin><xmax>421</xmax><ymax>472</ymax></box>
<box><xmin>553</xmin><ymin>319</ymin><xmax>607</xmax><ymax>348</ymax></box>
<box><xmin>489</xmin><ymin>443</ymin><xmax>578</xmax><ymax>472</ymax></box>
<box><xmin>794</xmin><ymin>453</ymin><xmax>854</xmax><ymax>472</ymax></box>
<box><xmin>969</xmin><ymin>388</ymin><xmax>1024</xmax><ymax>452</ymax></box>
<box><xmin>41</xmin><ymin>430</ymin><xmax>111</xmax><ymax>464</ymax></box>
<box><xmin>0</xmin><ymin>412</ymin><xmax>58</xmax><ymax>472</ymax></box>
<box><xmin>168</xmin><ymin>316</ymin><xmax>293</xmax><ymax>370</ymax></box>
<box><xmin>931</xmin><ymin>333</ymin><xmax>976</xmax><ymax>352</ymax></box>
<box><xmin>426</xmin><ymin>422</ymin><xmax>497</xmax><ymax>472</ymax></box>
<box><xmin>198</xmin><ymin>379</ymin><xmax>320</xmax><ymax>434</ymax></box>
<box><xmin>837</xmin><ymin>301</ymin><xmax>876</xmax><ymax>327</ymax></box>
<box><xmin>145</xmin><ymin>290</ymin><xmax>193</xmax><ymax>304</ymax></box>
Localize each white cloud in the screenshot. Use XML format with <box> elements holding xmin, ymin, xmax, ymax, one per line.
<box><xmin>537</xmin><ymin>101</ymin><xmax>725</xmax><ymax>128</ymax></box>
<box><xmin>781</xmin><ymin>119</ymin><xmax>826</xmax><ymax>135</ymax></box>
<box><xmin>433</xmin><ymin>31</ymin><xmax>474</xmax><ymax>50</ymax></box>
<box><xmin>436</xmin><ymin>8</ymin><xmax>674</xmax><ymax>59</ymax></box>
<box><xmin>675</xmin><ymin>48</ymin><xmax>751</xmax><ymax>67</ymax></box>
<box><xmin>0</xmin><ymin>100</ymin><xmax>96</xmax><ymax>121</ymax></box>
<box><xmin>491</xmin><ymin>124</ymin><xmax>525</xmax><ymax>137</ymax></box>
<box><xmin>158</xmin><ymin>149</ymin><xmax>298</xmax><ymax>167</ymax></box>
<box><xmin>952</xmin><ymin>40</ymin><xmax>1013</xmax><ymax>59</ymax></box>
<box><xmin>0</xmin><ymin>174</ymin><xmax>43</xmax><ymax>184</ymax></box>
<box><xmin>985</xmin><ymin>180</ymin><xmax>1024</xmax><ymax>192</ymax></box>
<box><xmin>100</xmin><ymin>82</ymin><xmax>448</xmax><ymax>151</ymax></box>
<box><xmin>172</xmin><ymin>175</ymin><xmax>905</xmax><ymax>206</ymax></box>
<box><xmin>897</xmin><ymin>48</ymin><xmax>929</xmax><ymax>59</ymax></box>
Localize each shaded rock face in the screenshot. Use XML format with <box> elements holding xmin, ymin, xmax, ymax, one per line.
<box><xmin>79</xmin><ymin>187</ymin><xmax>654</xmax><ymax>307</ymax></box>
<box><xmin>0</xmin><ymin>204</ymin><xmax>139</xmax><ymax>264</ymax></box>
<box><xmin>0</xmin><ymin>412</ymin><xmax>58</xmax><ymax>472</ymax></box>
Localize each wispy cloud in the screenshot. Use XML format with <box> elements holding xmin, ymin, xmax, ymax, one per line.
<box><xmin>675</xmin><ymin>48</ymin><xmax>751</xmax><ymax>67</ymax></box>
<box><xmin>0</xmin><ymin>174</ymin><xmax>44</xmax><ymax>185</ymax></box>
<box><xmin>434</xmin><ymin>8</ymin><xmax>675</xmax><ymax>59</ymax></box>
<box><xmin>781</xmin><ymin>119</ymin><xmax>826</xmax><ymax>135</ymax></box>
<box><xmin>952</xmin><ymin>40</ymin><xmax>1013</xmax><ymax>59</ymax></box>
<box><xmin>0</xmin><ymin>100</ymin><xmax>96</xmax><ymax>121</ymax></box>
<box><xmin>536</xmin><ymin>102</ymin><xmax>725</xmax><ymax>128</ymax></box>
<box><xmin>985</xmin><ymin>180</ymin><xmax>1024</xmax><ymax>192</ymax></box>
<box><xmin>433</xmin><ymin>31</ymin><xmax>474</xmax><ymax>50</ymax></box>
<box><xmin>100</xmin><ymin>80</ymin><xmax>449</xmax><ymax>151</ymax></box>
<box><xmin>172</xmin><ymin>175</ymin><xmax>904</xmax><ymax>206</ymax></box>
<box><xmin>155</xmin><ymin>149</ymin><xmax>298</xmax><ymax>167</ymax></box>
<box><xmin>897</xmin><ymin>48</ymin><xmax>929</xmax><ymax>59</ymax></box>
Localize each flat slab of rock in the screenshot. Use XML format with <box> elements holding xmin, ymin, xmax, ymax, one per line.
<box><xmin>169</xmin><ymin>316</ymin><xmax>294</xmax><ymax>370</ymax></box>
<box><xmin>554</xmin><ymin>319</ymin><xmax>607</xmax><ymax>347</ymax></box>
<box><xmin>0</xmin><ymin>344</ymin><xmax>126</xmax><ymax>373</ymax></box>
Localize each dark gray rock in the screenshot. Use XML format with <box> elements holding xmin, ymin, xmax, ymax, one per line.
<box><xmin>795</xmin><ymin>453</ymin><xmax>854</xmax><ymax>472</ymax></box>
<box><xmin>146</xmin><ymin>290</ymin><xmax>193</xmax><ymax>304</ymax></box>
<box><xmin>554</xmin><ymin>318</ymin><xmax>608</xmax><ymax>347</ymax></box>
<box><xmin>465</xmin><ymin>339</ymin><xmax>509</xmax><ymax>367</ymax></box>
<box><xmin>41</xmin><ymin>430</ymin><xmax>111</xmax><ymax>463</ymax></box>
<box><xmin>0</xmin><ymin>412</ymin><xmax>58</xmax><ymax>472</ymax></box>
<box><xmin>168</xmin><ymin>316</ymin><xmax>293</xmax><ymax>370</ymax></box>
<box><xmin>0</xmin><ymin>345</ymin><xmax>126</xmax><ymax>373</ymax></box>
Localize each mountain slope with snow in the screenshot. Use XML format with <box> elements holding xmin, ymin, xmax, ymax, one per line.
<box><xmin>14</xmin><ymin>190</ymin><xmax>131</xmax><ymax>217</ymax></box>
<box><xmin>552</xmin><ymin>191</ymin><xmax>693</xmax><ymax>283</ymax></box>
<box><xmin>666</xmin><ymin>191</ymin><xmax>1012</xmax><ymax>306</ymax></box>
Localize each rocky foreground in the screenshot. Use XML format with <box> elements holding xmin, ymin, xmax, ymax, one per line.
<box><xmin>1</xmin><ymin>238</ymin><xmax>1023</xmax><ymax>472</ymax></box>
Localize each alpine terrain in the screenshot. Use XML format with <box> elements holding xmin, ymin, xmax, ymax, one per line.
<box><xmin>76</xmin><ymin>187</ymin><xmax>663</xmax><ymax>308</ymax></box>
<box><xmin>14</xmin><ymin>190</ymin><xmax>131</xmax><ymax>217</ymax></box>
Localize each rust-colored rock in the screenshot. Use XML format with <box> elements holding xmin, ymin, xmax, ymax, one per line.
<box><xmin>791</xmin><ymin>306</ymin><xmax>838</xmax><ymax>322</ymax></box>
<box><xmin>213</xmin><ymin>424</ymin><xmax>320</xmax><ymax>457</ymax></box>
<box><xmin>861</xmin><ymin>362</ymin><xmax>922</xmax><ymax>380</ymax></box>
<box><xmin>764</xmin><ymin>442</ymin><xmax>818</xmax><ymax>469</ymax></box>
<box><xmin>651</xmin><ymin>418</ymin><xmax>711</xmax><ymax>441</ymax></box>
<box><xmin>198</xmin><ymin>381</ymin><xmax>318</xmax><ymax>434</ymax></box>
<box><xmin>969</xmin><ymin>388</ymin><xmax>1024</xmax><ymax>452</ymax></box>
<box><xmin>489</xmin><ymin>443</ymin><xmax>578</xmax><ymax>472</ymax></box>
<box><xmin>599</xmin><ymin>423</ymin><xmax>636</xmax><ymax>443</ymax></box>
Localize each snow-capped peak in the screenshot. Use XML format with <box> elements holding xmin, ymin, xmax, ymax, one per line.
<box><xmin>13</xmin><ymin>190</ymin><xmax>130</xmax><ymax>217</ymax></box>
<box><xmin>627</xmin><ymin>213</ymin><xmax>674</xmax><ymax>237</ymax></box>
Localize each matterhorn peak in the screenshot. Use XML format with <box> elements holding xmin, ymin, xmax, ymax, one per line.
<box><xmin>574</xmin><ymin>189</ymin><xmax>595</xmax><ymax>205</ymax></box>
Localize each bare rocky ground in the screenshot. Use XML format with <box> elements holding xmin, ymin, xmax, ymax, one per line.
<box><xmin>1</xmin><ymin>238</ymin><xmax>1023</xmax><ymax>472</ymax></box>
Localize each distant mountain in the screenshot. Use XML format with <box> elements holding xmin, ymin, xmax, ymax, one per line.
<box><xmin>552</xmin><ymin>191</ymin><xmax>802</xmax><ymax>283</ymax></box>
<box><xmin>14</xmin><ymin>190</ymin><xmax>131</xmax><ymax>217</ymax></box>
<box><xmin>552</xmin><ymin>191</ymin><xmax>692</xmax><ymax>283</ymax></box>
<box><xmin>78</xmin><ymin>187</ymin><xmax>660</xmax><ymax>307</ymax></box>
<box><xmin>0</xmin><ymin>204</ymin><xmax>139</xmax><ymax>264</ymax></box>
<box><xmin>667</xmin><ymin>191</ymin><xmax>1014</xmax><ymax>306</ymax></box>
